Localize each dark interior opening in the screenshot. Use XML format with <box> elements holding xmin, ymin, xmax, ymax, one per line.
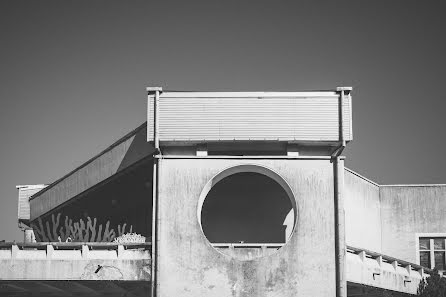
<box><xmin>201</xmin><ymin>172</ymin><xmax>293</xmax><ymax>244</ymax></box>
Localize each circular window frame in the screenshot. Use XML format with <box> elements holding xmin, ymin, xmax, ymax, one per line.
<box><xmin>197</xmin><ymin>164</ymin><xmax>298</xmax><ymax>259</ymax></box>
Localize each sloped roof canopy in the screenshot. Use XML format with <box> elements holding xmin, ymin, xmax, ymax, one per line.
<box><xmin>29</xmin><ymin>123</ymin><xmax>155</xmax><ymax>221</ymax></box>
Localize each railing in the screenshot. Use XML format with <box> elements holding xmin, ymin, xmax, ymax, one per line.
<box><xmin>346</xmin><ymin>245</ymin><xmax>440</xmax><ymax>295</ymax></box>
<box><xmin>0</xmin><ymin>242</ymin><xmax>151</xmax><ymax>260</ymax></box>
<box><xmin>212</xmin><ymin>243</ymin><xmax>284</xmax><ymax>249</ymax></box>
<box><xmin>0</xmin><ymin>242</ymin><xmax>152</xmax><ymax>281</ymax></box>
<box><xmin>0</xmin><ymin>242</ymin><xmax>151</xmax><ymax>249</ymax></box>
<box><xmin>347</xmin><ymin>245</ymin><xmax>433</xmax><ymax>276</ymax></box>
<box><xmin>0</xmin><ymin>241</ymin><xmax>440</xmax><ymax>293</ymax></box>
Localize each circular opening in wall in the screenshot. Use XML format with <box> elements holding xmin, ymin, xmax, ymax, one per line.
<box><xmin>198</xmin><ymin>165</ymin><xmax>297</xmax><ymax>260</ymax></box>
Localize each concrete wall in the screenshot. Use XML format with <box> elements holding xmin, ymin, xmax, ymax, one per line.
<box><xmin>156</xmin><ymin>158</ymin><xmax>338</xmax><ymax>297</ymax></box>
<box><xmin>344</xmin><ymin>169</ymin><xmax>382</xmax><ymax>252</ymax></box>
<box><xmin>380</xmin><ymin>185</ymin><xmax>446</xmax><ymax>263</ymax></box>
<box><xmin>0</xmin><ymin>244</ymin><xmax>151</xmax><ymax>280</ymax></box>
<box><xmin>343</xmin><ymin>169</ymin><xmax>446</xmax><ymax>265</ymax></box>
<box><xmin>346</xmin><ymin>248</ymin><xmax>423</xmax><ymax>295</ymax></box>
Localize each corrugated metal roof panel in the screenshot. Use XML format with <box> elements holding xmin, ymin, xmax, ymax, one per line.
<box><xmin>148</xmin><ymin>92</ymin><xmax>352</xmax><ymax>143</ymax></box>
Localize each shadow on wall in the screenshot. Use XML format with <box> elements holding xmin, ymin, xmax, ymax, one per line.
<box><xmin>117</xmin><ymin>124</ymin><xmax>154</xmax><ymax>172</ymax></box>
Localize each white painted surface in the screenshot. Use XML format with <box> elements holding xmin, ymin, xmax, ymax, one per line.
<box><xmin>344</xmin><ymin>169</ymin><xmax>382</xmax><ymax>252</ymax></box>
<box><xmin>148</xmin><ymin>91</ymin><xmax>352</xmax><ymax>143</ymax></box>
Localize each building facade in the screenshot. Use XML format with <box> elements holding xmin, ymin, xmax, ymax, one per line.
<box><xmin>2</xmin><ymin>87</ymin><xmax>444</xmax><ymax>296</ymax></box>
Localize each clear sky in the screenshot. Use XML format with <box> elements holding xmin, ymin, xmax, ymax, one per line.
<box><xmin>1</xmin><ymin>1</ymin><xmax>445</xmax><ymax>242</ymax></box>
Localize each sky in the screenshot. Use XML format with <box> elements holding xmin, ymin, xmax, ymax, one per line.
<box><xmin>1</xmin><ymin>1</ymin><xmax>445</xmax><ymax>242</ymax></box>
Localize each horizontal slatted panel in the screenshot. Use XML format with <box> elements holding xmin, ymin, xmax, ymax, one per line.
<box><xmin>343</xmin><ymin>94</ymin><xmax>353</xmax><ymax>140</ymax></box>
<box><xmin>148</xmin><ymin>93</ymin><xmax>352</xmax><ymax>142</ymax></box>
<box><xmin>18</xmin><ymin>186</ymin><xmax>46</xmax><ymax>220</ymax></box>
<box><xmin>148</xmin><ymin>95</ymin><xmax>154</xmax><ymax>141</ymax></box>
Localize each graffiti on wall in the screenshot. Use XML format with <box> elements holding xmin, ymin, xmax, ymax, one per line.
<box><xmin>30</xmin><ymin>213</ymin><xmax>134</xmax><ymax>242</ymax></box>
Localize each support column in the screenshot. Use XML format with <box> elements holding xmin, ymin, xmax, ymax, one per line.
<box><xmin>334</xmin><ymin>157</ymin><xmax>346</xmax><ymax>297</ymax></box>
<box><xmin>24</xmin><ymin>229</ymin><xmax>35</xmax><ymax>243</ymax></box>
<box><xmin>147</xmin><ymin>86</ymin><xmax>162</xmax><ymax>297</ymax></box>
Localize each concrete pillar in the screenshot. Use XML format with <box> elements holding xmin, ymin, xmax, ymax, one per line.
<box><xmin>24</xmin><ymin>229</ymin><xmax>36</xmax><ymax>243</ymax></box>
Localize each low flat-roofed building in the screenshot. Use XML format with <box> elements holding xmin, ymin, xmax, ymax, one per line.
<box><xmin>2</xmin><ymin>87</ymin><xmax>444</xmax><ymax>297</ymax></box>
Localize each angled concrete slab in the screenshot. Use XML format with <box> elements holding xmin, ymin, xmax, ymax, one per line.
<box><xmin>29</xmin><ymin>123</ymin><xmax>154</xmax><ymax>221</ymax></box>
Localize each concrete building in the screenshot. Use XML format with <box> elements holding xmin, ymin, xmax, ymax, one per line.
<box><xmin>1</xmin><ymin>87</ymin><xmax>445</xmax><ymax>296</ymax></box>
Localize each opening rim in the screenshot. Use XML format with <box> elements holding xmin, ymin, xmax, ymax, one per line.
<box><xmin>197</xmin><ymin>164</ymin><xmax>298</xmax><ymax>259</ymax></box>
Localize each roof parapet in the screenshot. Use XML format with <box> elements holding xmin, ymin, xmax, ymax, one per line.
<box><xmin>336</xmin><ymin>86</ymin><xmax>353</xmax><ymax>95</ymax></box>
<box><xmin>146</xmin><ymin>87</ymin><xmax>163</xmax><ymax>93</ymax></box>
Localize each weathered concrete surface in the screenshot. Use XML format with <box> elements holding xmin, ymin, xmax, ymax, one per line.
<box><xmin>30</xmin><ymin>123</ymin><xmax>154</xmax><ymax>220</ymax></box>
<box><xmin>214</xmin><ymin>245</ymin><xmax>281</xmax><ymax>261</ymax></box>
<box><xmin>380</xmin><ymin>185</ymin><xmax>446</xmax><ymax>263</ymax></box>
<box><xmin>157</xmin><ymin>158</ymin><xmax>338</xmax><ymax>297</ymax></box>
<box><xmin>343</xmin><ymin>171</ymin><xmax>446</xmax><ymax>266</ymax></box>
<box><xmin>344</xmin><ymin>169</ymin><xmax>382</xmax><ymax>252</ymax></box>
<box><xmin>0</xmin><ymin>244</ymin><xmax>151</xmax><ymax>281</ymax></box>
<box><xmin>346</xmin><ymin>247</ymin><xmax>424</xmax><ymax>295</ymax></box>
